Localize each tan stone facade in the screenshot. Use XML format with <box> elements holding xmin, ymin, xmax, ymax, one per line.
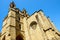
<box><xmin>0</xmin><ymin>2</ymin><xmax>60</xmax><ymax>40</ymax></box>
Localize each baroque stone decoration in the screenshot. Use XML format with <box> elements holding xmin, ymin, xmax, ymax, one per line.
<box><xmin>0</xmin><ymin>2</ymin><xmax>60</xmax><ymax>40</ymax></box>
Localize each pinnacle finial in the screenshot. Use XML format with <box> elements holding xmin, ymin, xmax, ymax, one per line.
<box><xmin>10</xmin><ymin>1</ymin><xmax>16</xmax><ymax>8</ymax></box>
<box><xmin>22</xmin><ymin>8</ymin><xmax>26</xmax><ymax>13</ymax></box>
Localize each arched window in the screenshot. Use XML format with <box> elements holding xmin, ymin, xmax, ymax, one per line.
<box><xmin>16</xmin><ymin>35</ymin><xmax>24</xmax><ymax>40</ymax></box>
<box><xmin>30</xmin><ymin>21</ymin><xmax>37</xmax><ymax>30</ymax></box>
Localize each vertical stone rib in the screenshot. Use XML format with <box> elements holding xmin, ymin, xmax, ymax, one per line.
<box><xmin>23</xmin><ymin>17</ymin><xmax>31</xmax><ymax>40</ymax></box>
<box><xmin>36</xmin><ymin>14</ymin><xmax>47</xmax><ymax>40</ymax></box>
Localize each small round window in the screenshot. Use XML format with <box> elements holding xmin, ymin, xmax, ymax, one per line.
<box><xmin>30</xmin><ymin>21</ymin><xmax>37</xmax><ymax>30</ymax></box>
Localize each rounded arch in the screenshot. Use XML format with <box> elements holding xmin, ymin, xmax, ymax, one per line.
<box><xmin>30</xmin><ymin>21</ymin><xmax>37</xmax><ymax>30</ymax></box>
<box><xmin>16</xmin><ymin>34</ymin><xmax>24</xmax><ymax>40</ymax></box>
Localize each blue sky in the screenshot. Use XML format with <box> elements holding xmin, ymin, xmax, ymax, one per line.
<box><xmin>0</xmin><ymin>0</ymin><xmax>60</xmax><ymax>32</ymax></box>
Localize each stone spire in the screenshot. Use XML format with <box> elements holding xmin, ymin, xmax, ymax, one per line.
<box><xmin>10</xmin><ymin>1</ymin><xmax>16</xmax><ymax>8</ymax></box>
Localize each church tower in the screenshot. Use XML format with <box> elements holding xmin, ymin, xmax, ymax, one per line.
<box><xmin>0</xmin><ymin>2</ymin><xmax>60</xmax><ymax>40</ymax></box>
<box><xmin>1</xmin><ymin>2</ymin><xmax>28</xmax><ymax>40</ymax></box>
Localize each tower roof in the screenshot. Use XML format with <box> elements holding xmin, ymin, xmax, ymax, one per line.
<box><xmin>10</xmin><ymin>1</ymin><xmax>16</xmax><ymax>8</ymax></box>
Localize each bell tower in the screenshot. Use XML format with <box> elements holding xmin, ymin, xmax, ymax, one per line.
<box><xmin>1</xmin><ymin>1</ymin><xmax>16</xmax><ymax>40</ymax></box>
<box><xmin>1</xmin><ymin>1</ymin><xmax>25</xmax><ymax>40</ymax></box>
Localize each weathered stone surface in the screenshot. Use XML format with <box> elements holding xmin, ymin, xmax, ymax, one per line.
<box><xmin>0</xmin><ymin>2</ymin><xmax>60</xmax><ymax>40</ymax></box>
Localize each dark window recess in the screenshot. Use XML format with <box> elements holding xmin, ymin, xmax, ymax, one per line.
<box><xmin>47</xmin><ymin>29</ymin><xmax>49</xmax><ymax>31</ymax></box>
<box><xmin>8</xmin><ymin>34</ymin><xmax>10</xmax><ymax>36</ymax></box>
<box><xmin>18</xmin><ymin>17</ymin><xmax>20</xmax><ymax>20</ymax></box>
<box><xmin>47</xmin><ymin>28</ymin><xmax>52</xmax><ymax>31</ymax></box>
<box><xmin>30</xmin><ymin>21</ymin><xmax>37</xmax><ymax>30</ymax></box>
<box><xmin>16</xmin><ymin>35</ymin><xmax>23</xmax><ymax>40</ymax></box>
<box><xmin>49</xmin><ymin>28</ymin><xmax>52</xmax><ymax>29</ymax></box>
<box><xmin>19</xmin><ymin>24</ymin><xmax>21</xmax><ymax>29</ymax></box>
<box><xmin>52</xmin><ymin>29</ymin><xmax>54</xmax><ymax>31</ymax></box>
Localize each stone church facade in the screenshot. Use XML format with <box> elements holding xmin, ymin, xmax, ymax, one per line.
<box><xmin>0</xmin><ymin>2</ymin><xmax>60</xmax><ymax>40</ymax></box>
